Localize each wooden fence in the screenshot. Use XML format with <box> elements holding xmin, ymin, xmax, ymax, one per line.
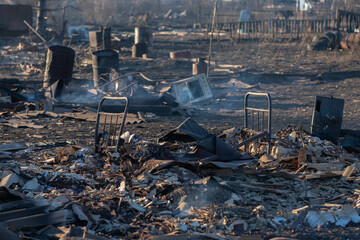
<box><xmin>203</xmin><ymin>19</ymin><xmax>338</xmax><ymax>39</ymax></box>
<box><xmin>336</xmin><ymin>10</ymin><xmax>360</xmax><ymax>32</ymax></box>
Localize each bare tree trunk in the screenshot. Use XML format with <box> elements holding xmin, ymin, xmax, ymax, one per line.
<box><xmin>36</xmin><ymin>0</ymin><xmax>46</xmax><ymax>33</ymax></box>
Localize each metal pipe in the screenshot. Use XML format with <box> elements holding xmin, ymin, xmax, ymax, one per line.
<box><xmin>207</xmin><ymin>0</ymin><xmax>218</xmax><ymax>78</ymax></box>
<box><xmin>23</xmin><ymin>20</ymin><xmax>47</xmax><ymax>45</ymax></box>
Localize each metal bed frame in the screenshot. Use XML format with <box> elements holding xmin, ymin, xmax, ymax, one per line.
<box><xmin>94</xmin><ymin>97</ymin><xmax>129</xmax><ymax>153</ymax></box>
<box><xmin>235</xmin><ymin>92</ymin><xmax>272</xmax><ymax>154</ymax></box>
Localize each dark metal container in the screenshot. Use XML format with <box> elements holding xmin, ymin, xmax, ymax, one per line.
<box><xmin>134</xmin><ymin>27</ymin><xmax>153</xmax><ymax>55</ymax></box>
<box><xmin>311</xmin><ymin>96</ymin><xmax>345</xmax><ymax>143</ymax></box>
<box><xmin>132</xmin><ymin>42</ymin><xmax>147</xmax><ymax>57</ymax></box>
<box><xmin>92</xmin><ymin>49</ymin><xmax>119</xmax><ymax>87</ymax></box>
<box><xmin>192</xmin><ymin>58</ymin><xmax>207</xmax><ymax>75</ymax></box>
<box><xmin>89</xmin><ymin>27</ymin><xmax>111</xmax><ymax>50</ymax></box>
<box><xmin>43</xmin><ymin>45</ymin><xmax>75</xmax><ymax>88</ymax></box>
<box><xmin>0</xmin><ymin>4</ymin><xmax>33</xmax><ymax>36</ymax></box>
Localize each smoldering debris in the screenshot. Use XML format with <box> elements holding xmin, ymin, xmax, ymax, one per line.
<box><xmin>1</xmin><ymin>122</ymin><xmax>360</xmax><ymax>239</ymax></box>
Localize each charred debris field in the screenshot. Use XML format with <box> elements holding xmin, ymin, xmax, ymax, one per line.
<box><xmin>1</xmin><ymin>13</ymin><xmax>360</xmax><ymax>240</ymax></box>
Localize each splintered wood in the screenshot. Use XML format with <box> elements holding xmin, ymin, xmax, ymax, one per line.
<box><xmin>0</xmin><ymin>124</ymin><xmax>359</xmax><ymax>239</ymax></box>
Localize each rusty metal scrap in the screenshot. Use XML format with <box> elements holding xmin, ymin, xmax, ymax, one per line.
<box><xmin>340</xmin><ymin>33</ymin><xmax>360</xmax><ymax>50</ymax></box>
<box><xmin>309</xmin><ymin>32</ymin><xmax>342</xmax><ymax>50</ymax></box>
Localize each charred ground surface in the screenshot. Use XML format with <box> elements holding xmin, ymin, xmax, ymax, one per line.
<box><xmin>2</xmin><ymin>33</ymin><xmax>360</xmax><ymax>134</ymax></box>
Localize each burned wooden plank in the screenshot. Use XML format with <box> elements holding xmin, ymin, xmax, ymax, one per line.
<box><xmin>0</xmin><ymin>205</ymin><xmax>49</xmax><ymax>221</ymax></box>
<box><xmin>0</xmin><ymin>143</ymin><xmax>27</xmax><ymax>152</ymax></box>
<box><xmin>0</xmin><ymin>151</ymin><xmax>10</xmax><ymax>160</ymax></box>
<box><xmin>4</xmin><ymin>210</ymin><xmax>68</xmax><ymax>229</ymax></box>
<box><xmin>0</xmin><ymin>200</ymin><xmax>40</xmax><ymax>212</ymax></box>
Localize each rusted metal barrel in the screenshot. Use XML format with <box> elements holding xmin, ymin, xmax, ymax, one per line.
<box><xmin>309</xmin><ymin>31</ymin><xmax>341</xmax><ymax>50</ymax></box>
<box><xmin>43</xmin><ymin>45</ymin><xmax>75</xmax><ymax>89</ymax></box>
<box><xmin>134</xmin><ymin>27</ymin><xmax>153</xmax><ymax>55</ymax></box>
<box><xmin>89</xmin><ymin>27</ymin><xmax>111</xmax><ymax>50</ymax></box>
<box><xmin>193</xmin><ymin>58</ymin><xmax>207</xmax><ymax>75</ymax></box>
<box><xmin>340</xmin><ymin>34</ymin><xmax>350</xmax><ymax>49</ymax></box>
<box><xmin>92</xmin><ymin>49</ymin><xmax>119</xmax><ymax>87</ymax></box>
<box><xmin>340</xmin><ymin>33</ymin><xmax>360</xmax><ymax>50</ymax></box>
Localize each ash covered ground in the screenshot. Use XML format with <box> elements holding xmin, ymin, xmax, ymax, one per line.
<box><xmin>1</xmin><ymin>29</ymin><xmax>360</xmax><ymax>240</ymax></box>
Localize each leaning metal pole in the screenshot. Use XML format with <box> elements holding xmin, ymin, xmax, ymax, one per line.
<box><xmin>207</xmin><ymin>0</ymin><xmax>218</xmax><ymax>78</ymax></box>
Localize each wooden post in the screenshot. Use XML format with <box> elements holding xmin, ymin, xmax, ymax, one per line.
<box><xmin>325</xmin><ymin>20</ymin><xmax>328</xmax><ymax>32</ymax></box>
<box><xmin>252</xmin><ymin>21</ymin><xmax>255</xmax><ymax>39</ymax></box>
<box><xmin>36</xmin><ymin>0</ymin><xmax>46</xmax><ymax>33</ymax></box>
<box><xmin>302</xmin><ymin>20</ymin><xmax>305</xmax><ymax>37</ymax></box>
<box><xmin>264</xmin><ymin>20</ymin><xmax>267</xmax><ymax>39</ymax></box>
<box><xmin>320</xmin><ymin>20</ymin><xmax>323</xmax><ymax>32</ymax></box>
<box><xmin>244</xmin><ymin>22</ymin><xmax>247</xmax><ymax>38</ymax></box>
<box><xmin>336</xmin><ymin>9</ymin><xmax>341</xmax><ymax>30</ymax></box>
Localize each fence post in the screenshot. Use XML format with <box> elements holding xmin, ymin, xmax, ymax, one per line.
<box><xmin>336</xmin><ymin>9</ymin><xmax>341</xmax><ymax>30</ymax></box>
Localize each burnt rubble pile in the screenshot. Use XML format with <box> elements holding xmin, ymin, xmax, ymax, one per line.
<box><xmin>0</xmin><ymin>121</ymin><xmax>360</xmax><ymax>239</ymax></box>
<box><xmin>0</xmin><ymin>38</ymin><xmax>213</xmax><ymax>119</ymax></box>
<box><xmin>1</xmin><ymin>11</ymin><xmax>360</xmax><ymax>239</ymax></box>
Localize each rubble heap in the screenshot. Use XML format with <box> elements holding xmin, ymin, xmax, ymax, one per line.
<box><xmin>0</xmin><ymin>122</ymin><xmax>360</xmax><ymax>239</ymax></box>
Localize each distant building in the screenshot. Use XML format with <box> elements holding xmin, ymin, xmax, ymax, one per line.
<box><xmin>297</xmin><ymin>0</ymin><xmax>312</xmax><ymax>11</ymax></box>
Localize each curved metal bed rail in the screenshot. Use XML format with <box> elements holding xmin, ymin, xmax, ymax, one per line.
<box><xmin>94</xmin><ymin>97</ymin><xmax>129</xmax><ymax>153</ymax></box>
<box><xmin>243</xmin><ymin>92</ymin><xmax>272</xmax><ymax>154</ymax></box>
